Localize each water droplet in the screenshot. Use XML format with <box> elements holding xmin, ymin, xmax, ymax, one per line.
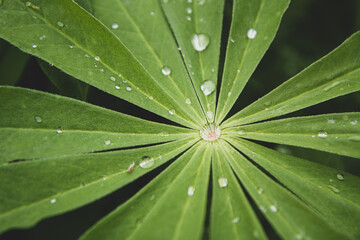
<box><xmin>168</xmin><ymin>109</ymin><xmax>175</xmax><ymax>115</ymax></box>
<box><xmin>257</xmin><ymin>188</ymin><xmax>263</xmax><ymax>194</ymax></box>
<box><xmin>218</xmin><ymin>177</ymin><xmax>228</xmax><ymax>188</ymax></box>
<box><xmin>185</xmin><ymin>98</ymin><xmax>192</xmax><ymax>104</ymax></box>
<box><xmin>247</xmin><ymin>28</ymin><xmax>257</xmax><ymax>39</ymax></box>
<box><xmin>102</xmin><ymin>176</ymin><xmax>108</xmax><ymax>180</ymax></box>
<box><xmin>206</xmin><ymin>111</ymin><xmax>213</xmax><ymax>120</ymax></box>
<box><xmin>126</xmin><ymin>87</ymin><xmax>132</xmax><ymax>92</ymax></box>
<box><xmin>327</xmin><ymin>185</ymin><xmax>340</xmax><ymax>193</ymax></box>
<box><xmin>191</xmin><ymin>33</ymin><xmax>210</xmax><ymax>52</ymax></box>
<box><xmin>259</xmin><ymin>206</ymin><xmax>267</xmax><ymax>213</ymax></box>
<box><xmin>148</xmin><ymin>96</ymin><xmax>153</xmax><ymax>100</ymax></box>
<box><xmin>232</xmin><ymin>217</ymin><xmax>240</xmax><ymax>223</ymax></box>
<box><xmin>228</xmin><ymin>92</ymin><xmax>232</xmax><ymax>96</ymax></box>
<box><xmin>188</xmin><ymin>186</ymin><xmax>195</xmax><ymax>196</ymax></box>
<box><xmin>186</xmin><ymin>16</ymin><xmax>191</xmax><ymax>21</ymax></box>
<box><xmin>230</xmin><ymin>38</ymin><xmax>235</xmax><ymax>43</ymax></box>
<box><xmin>295</xmin><ymin>233</ymin><xmax>303</xmax><ymax>240</ymax></box>
<box><xmin>104</xmin><ymin>140</ymin><xmax>111</xmax><ymax>145</ymax></box>
<box><xmin>328</xmin><ymin>119</ymin><xmax>336</xmax><ymax>124</ymax></box>
<box><xmin>115</xmin><ymin>85</ymin><xmax>120</xmax><ymax>90</ymax></box>
<box><xmin>139</xmin><ymin>156</ymin><xmax>154</xmax><ymax>169</ymax></box>
<box><xmin>237</xmin><ymin>69</ymin><xmax>241</xmax><ymax>73</ymax></box>
<box><xmin>122</xmin><ymin>79</ymin><xmax>127</xmax><ymax>83</ymax></box>
<box><xmin>198</xmin><ymin>0</ymin><xmax>205</xmax><ymax>5</ymax></box>
<box><xmin>200</xmin><ymin>80</ymin><xmax>215</xmax><ymax>96</ymax></box>
<box><xmin>238</xmin><ymin>130</ymin><xmax>246</xmax><ymax>135</ymax></box>
<box><xmin>57</xmin><ymin>21</ymin><xmax>64</xmax><ymax>27</ymax></box>
<box><xmin>32</xmin><ymin>44</ymin><xmax>37</xmax><ymax>48</ymax></box>
<box><xmin>159</xmin><ymin>132</ymin><xmax>169</xmax><ymax>137</ymax></box>
<box><xmin>211</xmin><ymin>68</ymin><xmax>215</xmax><ymax>72</ymax></box>
<box><xmin>323</xmin><ymin>81</ymin><xmax>341</xmax><ymax>92</ymax></box>
<box><xmin>270</xmin><ymin>205</ymin><xmax>278</xmax><ymax>212</ymax></box>
<box><xmin>187</xmin><ymin>0</ymin><xmax>192</xmax><ymax>3</ymax></box>
<box><xmin>186</xmin><ymin>8</ymin><xmax>192</xmax><ymax>14</ymax></box>
<box><xmin>200</xmin><ymin>123</ymin><xmax>221</xmax><ymax>141</ymax></box>
<box><xmin>50</xmin><ymin>198</ymin><xmax>56</xmax><ymax>204</ymax></box>
<box><xmin>127</xmin><ymin>161</ymin><xmax>135</xmax><ymax>173</ymax></box>
<box><xmin>161</xmin><ymin>66</ymin><xmax>171</xmax><ymax>76</ymax></box>
<box><xmin>39</xmin><ymin>35</ymin><xmax>46</xmax><ymax>40</ymax></box>
<box><xmin>336</xmin><ymin>174</ymin><xmax>344</xmax><ymax>181</ymax></box>
<box><xmin>350</xmin><ymin>120</ymin><xmax>358</xmax><ymax>125</ymax></box>
<box><xmin>150</xmin><ymin>194</ymin><xmax>155</xmax><ymax>200</ymax></box>
<box><xmin>34</xmin><ymin>116</ymin><xmax>42</xmax><ymax>123</ymax></box>
<box><xmin>317</xmin><ymin>131</ymin><xmax>328</xmax><ymax>138</ymax></box>
<box><xmin>150</xmin><ymin>11</ymin><xmax>155</xmax><ymax>16</ymax></box>
<box><xmin>56</xmin><ymin>128</ymin><xmax>63</xmax><ymax>134</ymax></box>
<box><xmin>111</xmin><ymin>23</ymin><xmax>119</xmax><ymax>29</ymax></box>
<box><xmin>69</xmin><ymin>45</ymin><xmax>73</xmax><ymax>49</ymax></box>
<box><xmin>94</xmin><ymin>56</ymin><xmax>100</xmax><ymax>61</ymax></box>
<box><xmin>110</xmin><ymin>76</ymin><xmax>116</xmax><ymax>82</ymax></box>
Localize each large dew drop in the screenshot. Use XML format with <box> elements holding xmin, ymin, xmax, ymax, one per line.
<box><xmin>161</xmin><ymin>66</ymin><xmax>171</xmax><ymax>76</ymax></box>
<box><xmin>218</xmin><ymin>177</ymin><xmax>228</xmax><ymax>188</ymax></box>
<box><xmin>34</xmin><ymin>116</ymin><xmax>42</xmax><ymax>123</ymax></box>
<box><xmin>317</xmin><ymin>131</ymin><xmax>328</xmax><ymax>138</ymax></box>
<box><xmin>188</xmin><ymin>186</ymin><xmax>195</xmax><ymax>196</ymax></box>
<box><xmin>200</xmin><ymin>80</ymin><xmax>215</xmax><ymax>96</ymax></box>
<box><xmin>247</xmin><ymin>28</ymin><xmax>257</xmax><ymax>39</ymax></box>
<box><xmin>111</xmin><ymin>23</ymin><xmax>119</xmax><ymax>29</ymax></box>
<box><xmin>191</xmin><ymin>33</ymin><xmax>210</xmax><ymax>52</ymax></box>
<box><xmin>139</xmin><ymin>156</ymin><xmax>154</xmax><ymax>169</ymax></box>
<box><xmin>270</xmin><ymin>205</ymin><xmax>278</xmax><ymax>212</ymax></box>
<box><xmin>336</xmin><ymin>174</ymin><xmax>344</xmax><ymax>181</ymax></box>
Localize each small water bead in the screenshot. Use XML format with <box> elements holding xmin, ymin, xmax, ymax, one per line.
<box><xmin>198</xmin><ymin>0</ymin><xmax>205</xmax><ymax>4</ymax></box>
<box><xmin>295</xmin><ymin>233</ymin><xmax>304</xmax><ymax>240</ymax></box>
<box><xmin>122</xmin><ymin>79</ymin><xmax>127</xmax><ymax>83</ymax></box>
<box><xmin>126</xmin><ymin>87</ymin><xmax>132</xmax><ymax>92</ymax></box>
<box><xmin>237</xmin><ymin>69</ymin><xmax>241</xmax><ymax>73</ymax></box>
<box><xmin>228</xmin><ymin>92</ymin><xmax>232</xmax><ymax>96</ymax></box>
<box><xmin>269</xmin><ymin>205</ymin><xmax>278</xmax><ymax>212</ymax></box>
<box><xmin>191</xmin><ymin>33</ymin><xmax>210</xmax><ymax>52</ymax></box>
<box><xmin>161</xmin><ymin>66</ymin><xmax>171</xmax><ymax>76</ymax></box>
<box><xmin>350</xmin><ymin>120</ymin><xmax>358</xmax><ymax>125</ymax></box>
<box><xmin>317</xmin><ymin>131</ymin><xmax>328</xmax><ymax>138</ymax></box>
<box><xmin>39</xmin><ymin>35</ymin><xmax>46</xmax><ymax>40</ymax></box>
<box><xmin>200</xmin><ymin>80</ymin><xmax>215</xmax><ymax>96</ymax></box>
<box><xmin>206</xmin><ymin>111</ymin><xmax>213</xmax><ymax>120</ymax></box>
<box><xmin>336</xmin><ymin>174</ymin><xmax>344</xmax><ymax>181</ymax></box>
<box><xmin>148</xmin><ymin>96</ymin><xmax>154</xmax><ymax>100</ymax></box>
<box><xmin>115</xmin><ymin>85</ymin><xmax>120</xmax><ymax>89</ymax></box>
<box><xmin>327</xmin><ymin>185</ymin><xmax>340</xmax><ymax>193</ymax></box>
<box><xmin>34</xmin><ymin>116</ymin><xmax>42</xmax><ymax>123</ymax></box>
<box><xmin>186</xmin><ymin>16</ymin><xmax>191</xmax><ymax>21</ymax></box>
<box><xmin>110</xmin><ymin>76</ymin><xmax>116</xmax><ymax>82</ymax></box>
<box><xmin>186</xmin><ymin>8</ymin><xmax>192</xmax><ymax>14</ymax></box>
<box><xmin>150</xmin><ymin>11</ymin><xmax>155</xmax><ymax>16</ymax></box>
<box><xmin>230</xmin><ymin>38</ymin><xmax>235</xmax><ymax>43</ymax></box>
<box><xmin>187</xmin><ymin>186</ymin><xmax>195</xmax><ymax>196</ymax></box>
<box><xmin>139</xmin><ymin>156</ymin><xmax>154</xmax><ymax>169</ymax></box>
<box><xmin>238</xmin><ymin>130</ymin><xmax>246</xmax><ymax>135</ymax></box>
<box><xmin>247</xmin><ymin>28</ymin><xmax>257</xmax><ymax>39</ymax></box>
<box><xmin>257</xmin><ymin>188</ymin><xmax>263</xmax><ymax>194</ymax></box>
<box><xmin>187</xmin><ymin>0</ymin><xmax>192</xmax><ymax>3</ymax></box>
<box><xmin>32</xmin><ymin>44</ymin><xmax>37</xmax><ymax>48</ymax></box>
<box><xmin>328</xmin><ymin>119</ymin><xmax>336</xmax><ymax>124</ymax></box>
<box><xmin>168</xmin><ymin>109</ymin><xmax>175</xmax><ymax>115</ymax></box>
<box><xmin>218</xmin><ymin>177</ymin><xmax>228</xmax><ymax>188</ymax></box>
<box><xmin>57</xmin><ymin>21</ymin><xmax>64</xmax><ymax>27</ymax></box>
<box><xmin>94</xmin><ymin>56</ymin><xmax>100</xmax><ymax>61</ymax></box>
<box><xmin>159</xmin><ymin>132</ymin><xmax>169</xmax><ymax>137</ymax></box>
<box><xmin>323</xmin><ymin>81</ymin><xmax>341</xmax><ymax>92</ymax></box>
<box><xmin>232</xmin><ymin>217</ymin><xmax>240</xmax><ymax>223</ymax></box>
<box><xmin>211</xmin><ymin>68</ymin><xmax>215</xmax><ymax>72</ymax></box>
<box><xmin>259</xmin><ymin>206</ymin><xmax>267</xmax><ymax>213</ymax></box>
<box><xmin>56</xmin><ymin>128</ymin><xmax>63</xmax><ymax>134</ymax></box>
<box><xmin>104</xmin><ymin>140</ymin><xmax>111</xmax><ymax>145</ymax></box>
<box><xmin>111</xmin><ymin>23</ymin><xmax>119</xmax><ymax>29</ymax></box>
<box><xmin>50</xmin><ymin>198</ymin><xmax>56</xmax><ymax>204</ymax></box>
<box><xmin>185</xmin><ymin>98</ymin><xmax>192</xmax><ymax>104</ymax></box>
<box><xmin>69</xmin><ymin>45</ymin><xmax>73</xmax><ymax>49</ymax></box>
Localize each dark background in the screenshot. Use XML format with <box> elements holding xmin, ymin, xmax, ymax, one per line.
<box><xmin>1</xmin><ymin>0</ymin><xmax>359</xmax><ymax>239</ymax></box>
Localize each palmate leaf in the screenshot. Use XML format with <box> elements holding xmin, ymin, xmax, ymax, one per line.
<box><xmin>0</xmin><ymin>0</ymin><xmax>359</xmax><ymax>239</ymax></box>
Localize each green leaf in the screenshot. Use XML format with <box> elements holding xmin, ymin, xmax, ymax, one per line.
<box><xmin>221</xmin><ymin>140</ymin><xmax>352</xmax><ymax>240</ymax></box>
<box><xmin>215</xmin><ymin>0</ymin><xmax>290</xmax><ymax>123</ymax></box>
<box><xmin>0</xmin><ymin>0</ymin><xmax>200</xmax><ymax>128</ymax></box>
<box><xmin>38</xmin><ymin>59</ymin><xmax>89</xmax><ymax>100</ymax></box>
<box><xmin>161</xmin><ymin>0</ymin><xmax>224</xmax><ymax>122</ymax></box>
<box><xmin>0</xmin><ymin>86</ymin><xmax>197</xmax><ymax>163</ymax></box>
<box><xmin>227</xmin><ymin>137</ymin><xmax>360</xmax><ymax>239</ymax></box>
<box><xmin>225</xmin><ymin>113</ymin><xmax>360</xmax><ymax>158</ymax></box>
<box><xmin>81</xmin><ymin>142</ymin><xmax>211</xmax><ymax>240</ymax></box>
<box><xmin>0</xmin><ymin>138</ymin><xmax>197</xmax><ymax>233</ymax></box>
<box><xmin>210</xmin><ymin>142</ymin><xmax>267</xmax><ymax>240</ymax></box>
<box><xmin>223</xmin><ymin>32</ymin><xmax>360</xmax><ymax>128</ymax></box>
<box><xmin>0</xmin><ymin>41</ymin><xmax>29</xmax><ymax>85</ymax></box>
<box><xmin>89</xmin><ymin>0</ymin><xmax>206</xmax><ymax>126</ymax></box>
